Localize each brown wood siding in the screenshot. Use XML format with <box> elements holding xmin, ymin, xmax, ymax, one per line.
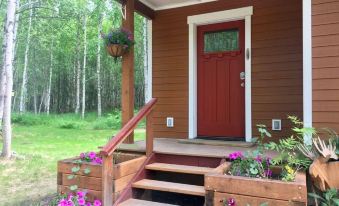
<box><xmin>152</xmin><ymin>0</ymin><xmax>303</xmax><ymax>140</ymax></box>
<box><xmin>312</xmin><ymin>0</ymin><xmax>339</xmax><ymax>132</ymax></box>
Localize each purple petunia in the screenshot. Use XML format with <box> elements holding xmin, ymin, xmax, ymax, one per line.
<box><xmin>228</xmin><ymin>151</ymin><xmax>243</xmax><ymax>161</ymax></box>
<box><xmin>93</xmin><ymin>200</ymin><xmax>102</xmax><ymax>206</ymax></box>
<box><xmin>78</xmin><ymin>198</ymin><xmax>86</xmax><ymax>206</ymax></box>
<box><xmin>255</xmin><ymin>155</ymin><xmax>262</xmax><ymax>163</ymax></box>
<box><xmin>77</xmin><ymin>191</ymin><xmax>85</xmax><ymax>199</ymax></box>
<box><xmin>88</xmin><ymin>152</ymin><xmax>96</xmax><ymax>160</ymax></box>
<box><xmin>228</xmin><ymin>198</ymin><xmax>236</xmax><ymax>206</ymax></box>
<box><xmin>265</xmin><ymin>169</ymin><xmax>273</xmax><ymax>177</ymax></box>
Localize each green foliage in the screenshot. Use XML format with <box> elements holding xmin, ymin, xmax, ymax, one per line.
<box><xmin>256</xmin><ymin>124</ymin><xmax>271</xmax><ymax>155</ymax></box>
<box><xmin>102</xmin><ymin>28</ymin><xmax>135</xmax><ymax>50</ymax></box>
<box><xmin>58</xmin><ymin>121</ymin><xmax>86</xmax><ymax>129</ymax></box>
<box><xmin>92</xmin><ymin>113</ymin><xmax>121</xmax><ymax>130</ymax></box>
<box><xmin>265</xmin><ymin>116</ymin><xmax>313</xmax><ymax>181</ymax></box>
<box><xmin>12</xmin><ymin>113</ymin><xmax>49</xmax><ymax>126</ymax></box>
<box><xmin>309</xmin><ymin>189</ymin><xmax>339</xmax><ymax>206</ymax></box>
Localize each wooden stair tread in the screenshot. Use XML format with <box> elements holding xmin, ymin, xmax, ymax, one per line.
<box><xmin>119</xmin><ymin>199</ymin><xmax>179</xmax><ymax>206</ymax></box>
<box><xmin>132</xmin><ymin>179</ymin><xmax>205</xmax><ymax>196</ymax></box>
<box><xmin>146</xmin><ymin>163</ymin><xmax>214</xmax><ymax>175</ymax></box>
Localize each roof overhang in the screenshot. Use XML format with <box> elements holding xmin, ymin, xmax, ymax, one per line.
<box><xmin>139</xmin><ymin>0</ymin><xmax>218</xmax><ymax>11</ymax></box>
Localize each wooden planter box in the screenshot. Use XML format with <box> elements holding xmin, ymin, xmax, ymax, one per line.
<box><xmin>205</xmin><ymin>162</ymin><xmax>307</xmax><ymax>206</ymax></box>
<box><xmin>57</xmin><ymin>152</ymin><xmax>146</xmax><ymax>202</ymax></box>
<box><xmin>310</xmin><ymin>160</ymin><xmax>339</xmax><ymax>191</ymax></box>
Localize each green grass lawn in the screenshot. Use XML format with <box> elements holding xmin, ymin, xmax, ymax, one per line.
<box><xmin>0</xmin><ymin>113</ymin><xmax>145</xmax><ymax>206</ymax></box>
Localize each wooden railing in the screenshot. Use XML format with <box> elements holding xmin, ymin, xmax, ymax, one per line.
<box><xmin>99</xmin><ymin>98</ymin><xmax>157</xmax><ymax>206</ymax></box>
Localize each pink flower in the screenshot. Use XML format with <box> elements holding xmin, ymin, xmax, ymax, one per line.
<box><xmin>89</xmin><ymin>152</ymin><xmax>96</xmax><ymax>160</ymax></box>
<box><xmin>58</xmin><ymin>199</ymin><xmax>68</xmax><ymax>206</ymax></box>
<box><xmin>228</xmin><ymin>198</ymin><xmax>236</xmax><ymax>206</ymax></box>
<box><xmin>228</xmin><ymin>151</ymin><xmax>243</xmax><ymax>161</ymax></box>
<box><xmin>80</xmin><ymin>153</ymin><xmax>85</xmax><ymax>159</ymax></box>
<box><xmin>77</xmin><ymin>191</ymin><xmax>85</xmax><ymax>198</ymax></box>
<box><xmin>94</xmin><ymin>157</ymin><xmax>103</xmax><ymax>164</ymax></box>
<box><xmin>86</xmin><ymin>202</ymin><xmax>92</xmax><ymax>206</ymax></box>
<box><xmin>255</xmin><ymin>155</ymin><xmax>262</xmax><ymax>163</ymax></box>
<box><xmin>78</xmin><ymin>198</ymin><xmax>86</xmax><ymax>206</ymax></box>
<box><xmin>93</xmin><ymin>200</ymin><xmax>102</xmax><ymax>206</ymax></box>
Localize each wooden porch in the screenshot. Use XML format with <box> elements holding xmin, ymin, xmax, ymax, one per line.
<box><xmin>117</xmin><ymin>138</ymin><xmax>277</xmax><ymax>159</ymax></box>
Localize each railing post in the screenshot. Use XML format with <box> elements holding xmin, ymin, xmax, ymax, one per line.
<box><xmin>102</xmin><ymin>154</ymin><xmax>113</xmax><ymax>206</ymax></box>
<box><xmin>146</xmin><ymin>110</ymin><xmax>154</xmax><ymax>157</ymax></box>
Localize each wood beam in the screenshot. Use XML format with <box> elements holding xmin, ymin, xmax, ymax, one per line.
<box><xmin>121</xmin><ymin>0</ymin><xmax>135</xmax><ymax>144</ymax></box>
<box><xmin>117</xmin><ymin>0</ymin><xmax>155</xmax><ymax>20</ymax></box>
<box><xmin>135</xmin><ymin>0</ymin><xmax>155</xmax><ymax>20</ymax></box>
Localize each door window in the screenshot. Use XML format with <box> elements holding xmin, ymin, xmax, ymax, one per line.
<box><xmin>204</xmin><ymin>29</ymin><xmax>239</xmax><ymax>53</ymax></box>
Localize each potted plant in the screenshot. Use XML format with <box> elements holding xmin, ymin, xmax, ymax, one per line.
<box><xmin>101</xmin><ymin>28</ymin><xmax>135</xmax><ymax>61</ymax></box>
<box><xmin>205</xmin><ymin>117</ymin><xmax>310</xmax><ymax>206</ymax></box>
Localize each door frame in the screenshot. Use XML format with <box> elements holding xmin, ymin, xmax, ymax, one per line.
<box><xmin>187</xmin><ymin>6</ymin><xmax>253</xmax><ymax>142</ymax></box>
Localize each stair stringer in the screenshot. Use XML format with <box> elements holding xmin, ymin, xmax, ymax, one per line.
<box><xmin>113</xmin><ymin>153</ymin><xmax>156</xmax><ymax>206</ymax></box>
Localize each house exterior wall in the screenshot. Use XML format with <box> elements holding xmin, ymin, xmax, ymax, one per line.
<box><xmin>312</xmin><ymin>0</ymin><xmax>339</xmax><ymax>132</ymax></box>
<box><xmin>152</xmin><ymin>0</ymin><xmax>303</xmax><ymax>140</ymax></box>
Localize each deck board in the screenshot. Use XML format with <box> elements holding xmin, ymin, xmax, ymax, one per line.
<box><xmin>118</xmin><ymin>138</ymin><xmax>277</xmax><ymax>158</ymax></box>
<box><xmin>119</xmin><ymin>199</ymin><xmax>179</xmax><ymax>206</ymax></box>
<box><xmin>146</xmin><ymin>163</ymin><xmax>214</xmax><ymax>175</ymax></box>
<box><xmin>132</xmin><ymin>179</ymin><xmax>205</xmax><ymax>196</ymax></box>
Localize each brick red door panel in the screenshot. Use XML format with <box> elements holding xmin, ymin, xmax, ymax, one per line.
<box><xmin>197</xmin><ymin>20</ymin><xmax>245</xmax><ymax>138</ymax></box>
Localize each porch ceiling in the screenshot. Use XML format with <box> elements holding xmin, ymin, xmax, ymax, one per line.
<box><xmin>139</xmin><ymin>0</ymin><xmax>217</xmax><ymax>10</ymax></box>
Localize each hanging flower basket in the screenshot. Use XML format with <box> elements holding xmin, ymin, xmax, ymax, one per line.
<box><xmin>106</xmin><ymin>44</ymin><xmax>127</xmax><ymax>58</ymax></box>
<box><xmin>101</xmin><ymin>28</ymin><xmax>135</xmax><ymax>62</ymax></box>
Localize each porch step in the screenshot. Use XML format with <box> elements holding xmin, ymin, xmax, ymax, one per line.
<box><xmin>132</xmin><ymin>179</ymin><xmax>205</xmax><ymax>196</ymax></box>
<box><xmin>146</xmin><ymin>163</ymin><xmax>214</xmax><ymax>175</ymax></box>
<box><xmin>119</xmin><ymin>199</ymin><xmax>179</xmax><ymax>206</ymax></box>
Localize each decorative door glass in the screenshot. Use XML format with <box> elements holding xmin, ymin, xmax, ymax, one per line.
<box><xmin>204</xmin><ymin>29</ymin><xmax>239</xmax><ymax>53</ymax></box>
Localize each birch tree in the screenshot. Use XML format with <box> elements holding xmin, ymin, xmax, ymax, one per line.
<box><xmin>75</xmin><ymin>19</ymin><xmax>81</xmax><ymax>114</ymax></box>
<box><xmin>81</xmin><ymin>15</ymin><xmax>87</xmax><ymax>119</ymax></box>
<box><xmin>46</xmin><ymin>41</ymin><xmax>53</xmax><ymax>115</ymax></box>
<box><xmin>19</xmin><ymin>0</ymin><xmax>33</xmax><ymax>113</ymax></box>
<box><xmin>1</xmin><ymin>0</ymin><xmax>17</xmax><ymax>158</ymax></box>
<box><xmin>96</xmin><ymin>13</ymin><xmax>102</xmax><ymax>117</ymax></box>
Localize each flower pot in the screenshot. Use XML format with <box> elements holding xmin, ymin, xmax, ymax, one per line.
<box><xmin>106</xmin><ymin>44</ymin><xmax>127</xmax><ymax>59</ymax></box>
<box><xmin>205</xmin><ymin>162</ymin><xmax>307</xmax><ymax>206</ymax></box>
<box><xmin>57</xmin><ymin>152</ymin><xmax>146</xmax><ymax>203</ymax></box>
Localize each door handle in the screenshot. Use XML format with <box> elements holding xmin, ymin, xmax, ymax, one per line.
<box><xmin>240</xmin><ymin>72</ymin><xmax>245</xmax><ymax>80</ymax></box>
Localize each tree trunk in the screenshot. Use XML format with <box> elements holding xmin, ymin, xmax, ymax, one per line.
<box><xmin>1</xmin><ymin>0</ymin><xmax>17</xmax><ymax>159</ymax></box>
<box><xmin>0</xmin><ymin>23</ymin><xmax>7</xmax><ymax>125</ymax></box>
<box><xmin>96</xmin><ymin>14</ymin><xmax>102</xmax><ymax>117</ymax></box>
<box><xmin>46</xmin><ymin>41</ymin><xmax>53</xmax><ymax>115</ymax></box>
<box><xmin>75</xmin><ymin>19</ymin><xmax>81</xmax><ymax>114</ymax></box>
<box><xmin>19</xmin><ymin>0</ymin><xmax>33</xmax><ymax>114</ymax></box>
<box><xmin>81</xmin><ymin>15</ymin><xmax>87</xmax><ymax>119</ymax></box>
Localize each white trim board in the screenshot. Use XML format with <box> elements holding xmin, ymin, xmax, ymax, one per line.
<box><xmin>146</xmin><ymin>20</ymin><xmax>153</xmax><ymax>102</ymax></box>
<box><xmin>187</xmin><ymin>6</ymin><xmax>253</xmax><ymax>142</ymax></box>
<box><xmin>139</xmin><ymin>0</ymin><xmax>217</xmax><ymax>11</ymax></box>
<box><xmin>302</xmin><ymin>0</ymin><xmax>312</xmax><ymax>145</ymax></box>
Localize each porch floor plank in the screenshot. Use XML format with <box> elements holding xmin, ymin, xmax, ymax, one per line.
<box><xmin>146</xmin><ymin>163</ymin><xmax>214</xmax><ymax>175</ymax></box>
<box><xmin>118</xmin><ymin>199</ymin><xmax>179</xmax><ymax>206</ymax></box>
<box><xmin>132</xmin><ymin>179</ymin><xmax>205</xmax><ymax>196</ymax></box>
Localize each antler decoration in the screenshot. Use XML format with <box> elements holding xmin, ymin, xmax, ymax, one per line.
<box><xmin>298</xmin><ymin>144</ymin><xmax>317</xmax><ymax>160</ymax></box>
<box><xmin>313</xmin><ymin>137</ymin><xmax>338</xmax><ymax>161</ymax></box>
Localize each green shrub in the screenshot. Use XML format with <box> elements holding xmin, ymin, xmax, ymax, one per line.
<box><xmin>92</xmin><ymin>113</ymin><xmax>121</xmax><ymax>130</ymax></box>
<box><xmin>58</xmin><ymin>121</ymin><xmax>85</xmax><ymax>129</ymax></box>
<box><xmin>12</xmin><ymin>113</ymin><xmax>48</xmax><ymax>126</ymax></box>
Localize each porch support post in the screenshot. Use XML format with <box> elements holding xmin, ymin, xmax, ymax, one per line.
<box><xmin>122</xmin><ymin>0</ymin><xmax>135</xmax><ymax>144</ymax></box>
<box><xmin>303</xmin><ymin>0</ymin><xmax>312</xmax><ymax>145</ymax></box>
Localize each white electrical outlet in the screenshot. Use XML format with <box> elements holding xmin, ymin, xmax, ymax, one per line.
<box><xmin>272</xmin><ymin>119</ymin><xmax>282</xmax><ymax>131</ymax></box>
<box><xmin>166</xmin><ymin>117</ymin><xmax>174</xmax><ymax>128</ymax></box>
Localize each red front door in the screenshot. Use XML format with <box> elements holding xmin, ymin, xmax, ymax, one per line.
<box><xmin>197</xmin><ymin>20</ymin><xmax>245</xmax><ymax>138</ymax></box>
